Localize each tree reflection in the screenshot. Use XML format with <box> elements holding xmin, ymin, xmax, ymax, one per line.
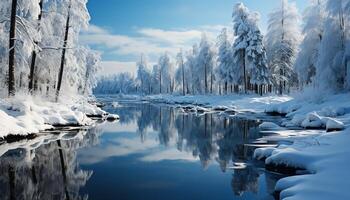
<box><xmin>0</xmin><ymin>102</ymin><xmax>277</xmax><ymax>199</ymax></box>
<box><xmin>0</xmin><ymin>127</ymin><xmax>102</xmax><ymax>200</ymax></box>
<box><xmin>122</xmin><ymin>103</ymin><xmax>268</xmax><ymax>197</ymax></box>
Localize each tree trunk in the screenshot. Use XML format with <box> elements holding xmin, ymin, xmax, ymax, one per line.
<box><xmin>57</xmin><ymin>140</ymin><xmax>70</xmax><ymax>200</ymax></box>
<box><xmin>28</xmin><ymin>0</ymin><xmax>43</xmax><ymax>93</ymax></box>
<box><xmin>243</xmin><ymin>50</ymin><xmax>247</xmax><ymax>94</ymax></box>
<box><xmin>56</xmin><ymin>3</ymin><xmax>71</xmax><ymax>101</ymax></box>
<box><xmin>224</xmin><ymin>81</ymin><xmax>227</xmax><ymax>94</ymax></box>
<box><xmin>8</xmin><ymin>0</ymin><xmax>18</xmax><ymax>97</ymax></box>
<box><xmin>182</xmin><ymin>62</ymin><xmax>185</xmax><ymax>96</ymax></box>
<box><xmin>204</xmin><ymin>64</ymin><xmax>207</xmax><ymax>94</ymax></box>
<box><xmin>9</xmin><ymin>166</ymin><xmax>15</xmax><ymax>200</ymax></box>
<box><xmin>210</xmin><ymin>70</ymin><xmax>213</xmax><ymax>94</ymax></box>
<box><xmin>159</xmin><ymin>71</ymin><xmax>162</xmax><ymax>94</ymax></box>
<box><xmin>279</xmin><ymin>68</ymin><xmax>283</xmax><ymax>95</ymax></box>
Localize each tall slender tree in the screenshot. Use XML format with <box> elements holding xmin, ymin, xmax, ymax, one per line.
<box><xmin>56</xmin><ymin>0</ymin><xmax>72</xmax><ymax>101</ymax></box>
<box><xmin>265</xmin><ymin>0</ymin><xmax>301</xmax><ymax>95</ymax></box>
<box><xmin>28</xmin><ymin>0</ymin><xmax>43</xmax><ymax>93</ymax></box>
<box><xmin>8</xmin><ymin>0</ymin><xmax>18</xmax><ymax>96</ymax></box>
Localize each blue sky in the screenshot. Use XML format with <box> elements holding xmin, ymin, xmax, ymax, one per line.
<box><xmin>81</xmin><ymin>0</ymin><xmax>308</xmax><ymax>75</ymax></box>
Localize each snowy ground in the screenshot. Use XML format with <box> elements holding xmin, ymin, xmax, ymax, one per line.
<box><xmin>142</xmin><ymin>92</ymin><xmax>350</xmax><ymax>199</ymax></box>
<box><xmin>0</xmin><ymin>94</ymin><xmax>107</xmax><ymax>139</ymax></box>
<box><xmin>144</xmin><ymin>94</ymin><xmax>292</xmax><ymax>112</ymax></box>
<box><xmin>251</xmin><ymin>92</ymin><xmax>350</xmax><ymax>200</ymax></box>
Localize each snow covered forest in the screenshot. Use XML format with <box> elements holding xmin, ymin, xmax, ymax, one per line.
<box><xmin>0</xmin><ymin>0</ymin><xmax>100</xmax><ymax>99</ymax></box>
<box><xmin>0</xmin><ymin>0</ymin><xmax>107</xmax><ymax>138</ymax></box>
<box><xmin>95</xmin><ymin>0</ymin><xmax>350</xmax><ymax>97</ymax></box>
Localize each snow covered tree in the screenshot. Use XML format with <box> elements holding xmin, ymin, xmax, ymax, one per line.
<box><xmin>184</xmin><ymin>45</ymin><xmax>198</xmax><ymax>94</ymax></box>
<box><xmin>0</xmin><ymin>0</ymin><xmax>41</xmax><ymax>96</ymax></box>
<box><xmin>246</xmin><ymin>28</ymin><xmax>270</xmax><ymax>95</ymax></box>
<box><xmin>175</xmin><ymin>50</ymin><xmax>186</xmax><ymax>95</ymax></box>
<box><xmin>232</xmin><ymin>3</ymin><xmax>252</xmax><ymax>93</ymax></box>
<box><xmin>196</xmin><ymin>34</ymin><xmax>216</xmax><ymax>94</ymax></box>
<box><xmin>295</xmin><ymin>0</ymin><xmax>325</xmax><ymax>87</ymax></box>
<box><xmin>151</xmin><ymin>64</ymin><xmax>160</xmax><ymax>94</ymax></box>
<box><xmin>82</xmin><ymin>48</ymin><xmax>101</xmax><ymax>95</ymax></box>
<box><xmin>28</xmin><ymin>0</ymin><xmax>44</xmax><ymax>93</ymax></box>
<box><xmin>158</xmin><ymin>53</ymin><xmax>173</xmax><ymax>93</ymax></box>
<box><xmin>232</xmin><ymin>3</ymin><xmax>269</xmax><ymax>94</ymax></box>
<box><xmin>316</xmin><ymin>0</ymin><xmax>350</xmax><ymax>91</ymax></box>
<box><xmin>136</xmin><ymin>55</ymin><xmax>151</xmax><ymax>94</ymax></box>
<box><xmin>216</xmin><ymin>28</ymin><xmax>233</xmax><ymax>94</ymax></box>
<box><xmin>265</xmin><ymin>0</ymin><xmax>301</xmax><ymax>95</ymax></box>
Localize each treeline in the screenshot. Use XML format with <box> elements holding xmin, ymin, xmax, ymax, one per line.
<box><xmin>95</xmin><ymin>0</ymin><xmax>350</xmax><ymax>96</ymax></box>
<box><xmin>0</xmin><ymin>0</ymin><xmax>100</xmax><ymax>100</ymax></box>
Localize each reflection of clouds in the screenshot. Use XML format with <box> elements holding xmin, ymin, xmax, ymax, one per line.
<box><xmin>99</xmin><ymin>121</ymin><xmax>138</xmax><ymax>133</ymax></box>
<box><xmin>78</xmin><ymin>137</ymin><xmax>159</xmax><ymax>164</ymax></box>
<box><xmin>140</xmin><ymin>148</ymin><xmax>198</xmax><ymax>162</ymax></box>
<box><xmin>79</xmin><ymin>134</ymin><xmax>198</xmax><ymax>165</ymax></box>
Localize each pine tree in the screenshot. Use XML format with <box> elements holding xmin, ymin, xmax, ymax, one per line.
<box><xmin>265</xmin><ymin>0</ymin><xmax>301</xmax><ymax>95</ymax></box>
<box><xmin>217</xmin><ymin>28</ymin><xmax>232</xmax><ymax>94</ymax></box>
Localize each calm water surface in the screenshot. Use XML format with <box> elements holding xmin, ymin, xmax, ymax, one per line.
<box><xmin>0</xmin><ymin>98</ymin><xmax>283</xmax><ymax>200</ymax></box>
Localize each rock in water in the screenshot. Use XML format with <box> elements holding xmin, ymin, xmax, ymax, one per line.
<box><xmin>259</xmin><ymin>122</ymin><xmax>283</xmax><ymax>130</ymax></box>
<box><xmin>326</xmin><ymin>118</ymin><xmax>344</xmax><ymax>132</ymax></box>
<box><xmin>106</xmin><ymin>114</ymin><xmax>120</xmax><ymax>122</ymax></box>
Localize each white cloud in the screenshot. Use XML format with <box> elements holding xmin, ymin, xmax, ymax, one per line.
<box><xmin>81</xmin><ymin>24</ymin><xmax>230</xmax><ymax>75</ymax></box>
<box><xmin>99</xmin><ymin>61</ymin><xmax>137</xmax><ymax>76</ymax></box>
<box><xmin>140</xmin><ymin>148</ymin><xmax>198</xmax><ymax>162</ymax></box>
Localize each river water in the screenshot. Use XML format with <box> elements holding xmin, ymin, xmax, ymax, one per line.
<box><xmin>0</xmin><ymin>98</ymin><xmax>284</xmax><ymax>200</ymax></box>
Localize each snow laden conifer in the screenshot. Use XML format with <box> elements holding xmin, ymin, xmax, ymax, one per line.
<box><xmin>158</xmin><ymin>53</ymin><xmax>173</xmax><ymax>94</ymax></box>
<box><xmin>232</xmin><ymin>3</ymin><xmax>252</xmax><ymax>93</ymax></box>
<box><xmin>316</xmin><ymin>0</ymin><xmax>350</xmax><ymax>91</ymax></box>
<box><xmin>232</xmin><ymin>3</ymin><xmax>269</xmax><ymax>94</ymax></box>
<box><xmin>196</xmin><ymin>34</ymin><xmax>216</xmax><ymax>94</ymax></box>
<box><xmin>295</xmin><ymin>0</ymin><xmax>325</xmax><ymax>87</ymax></box>
<box><xmin>136</xmin><ymin>55</ymin><xmax>151</xmax><ymax>94</ymax></box>
<box><xmin>184</xmin><ymin>45</ymin><xmax>198</xmax><ymax>94</ymax></box>
<box><xmin>175</xmin><ymin>50</ymin><xmax>186</xmax><ymax>95</ymax></box>
<box><xmin>151</xmin><ymin>64</ymin><xmax>160</xmax><ymax>94</ymax></box>
<box><xmin>265</xmin><ymin>0</ymin><xmax>301</xmax><ymax>95</ymax></box>
<box><xmin>216</xmin><ymin>28</ymin><xmax>233</xmax><ymax>94</ymax></box>
<box><xmin>246</xmin><ymin>26</ymin><xmax>270</xmax><ymax>94</ymax></box>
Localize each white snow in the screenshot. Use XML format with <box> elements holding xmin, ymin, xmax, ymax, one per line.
<box><xmin>145</xmin><ymin>94</ymin><xmax>292</xmax><ymax>113</ymax></box>
<box><xmin>106</xmin><ymin>113</ymin><xmax>120</xmax><ymax>121</ymax></box>
<box><xmin>259</xmin><ymin>122</ymin><xmax>284</xmax><ymax>130</ymax></box>
<box><xmin>0</xmin><ymin>94</ymin><xmax>105</xmax><ymax>138</ymax></box>
<box><xmin>253</xmin><ymin>91</ymin><xmax>350</xmax><ymax>200</ymax></box>
<box><xmin>326</xmin><ymin>118</ymin><xmax>344</xmax><ymax>132</ymax></box>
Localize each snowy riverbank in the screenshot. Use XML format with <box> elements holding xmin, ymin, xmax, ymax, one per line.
<box><xmin>251</xmin><ymin>92</ymin><xmax>350</xmax><ymax>199</ymax></box>
<box><xmin>0</xmin><ymin>94</ymin><xmax>107</xmax><ymax>139</ymax></box>
<box><xmin>144</xmin><ymin>94</ymin><xmax>292</xmax><ymax>113</ymax></box>
<box><xmin>142</xmin><ymin>92</ymin><xmax>350</xmax><ymax>199</ymax></box>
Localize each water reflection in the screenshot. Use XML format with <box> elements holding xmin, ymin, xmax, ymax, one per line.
<box><xmin>101</xmin><ymin>101</ymin><xmax>280</xmax><ymax>199</ymax></box>
<box><xmin>0</xmin><ymin>100</ymin><xmax>281</xmax><ymax>200</ymax></box>
<box><xmin>0</xmin><ymin>128</ymin><xmax>101</xmax><ymax>200</ymax></box>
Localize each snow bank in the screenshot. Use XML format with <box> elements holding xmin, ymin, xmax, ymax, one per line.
<box><xmin>265</xmin><ymin>92</ymin><xmax>349</xmax><ymax>131</ymax></box>
<box><xmin>0</xmin><ymin>94</ymin><xmax>105</xmax><ymax>138</ymax></box>
<box><xmin>146</xmin><ymin>94</ymin><xmax>292</xmax><ymax>113</ymax></box>
<box><xmin>259</xmin><ymin>122</ymin><xmax>284</xmax><ymax>130</ymax></box>
<box><xmin>258</xmin><ymin>130</ymin><xmax>350</xmax><ymax>200</ymax></box>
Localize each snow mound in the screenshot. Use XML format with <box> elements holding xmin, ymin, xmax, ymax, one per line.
<box><xmin>106</xmin><ymin>114</ymin><xmax>120</xmax><ymax>121</ymax></box>
<box><xmin>212</xmin><ymin>105</ymin><xmax>229</xmax><ymax>111</ymax></box>
<box><xmin>301</xmin><ymin>112</ymin><xmax>324</xmax><ymax>129</ymax></box>
<box><xmin>326</xmin><ymin>118</ymin><xmax>344</xmax><ymax>132</ymax></box>
<box><xmin>259</xmin><ymin>122</ymin><xmax>284</xmax><ymax>130</ymax></box>
<box><xmin>253</xmin><ymin>147</ymin><xmax>276</xmax><ymax>160</ymax></box>
<box><xmin>0</xmin><ymin>95</ymin><xmax>105</xmax><ymax>138</ymax></box>
<box><xmin>196</xmin><ymin>106</ymin><xmax>210</xmax><ymax>113</ymax></box>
